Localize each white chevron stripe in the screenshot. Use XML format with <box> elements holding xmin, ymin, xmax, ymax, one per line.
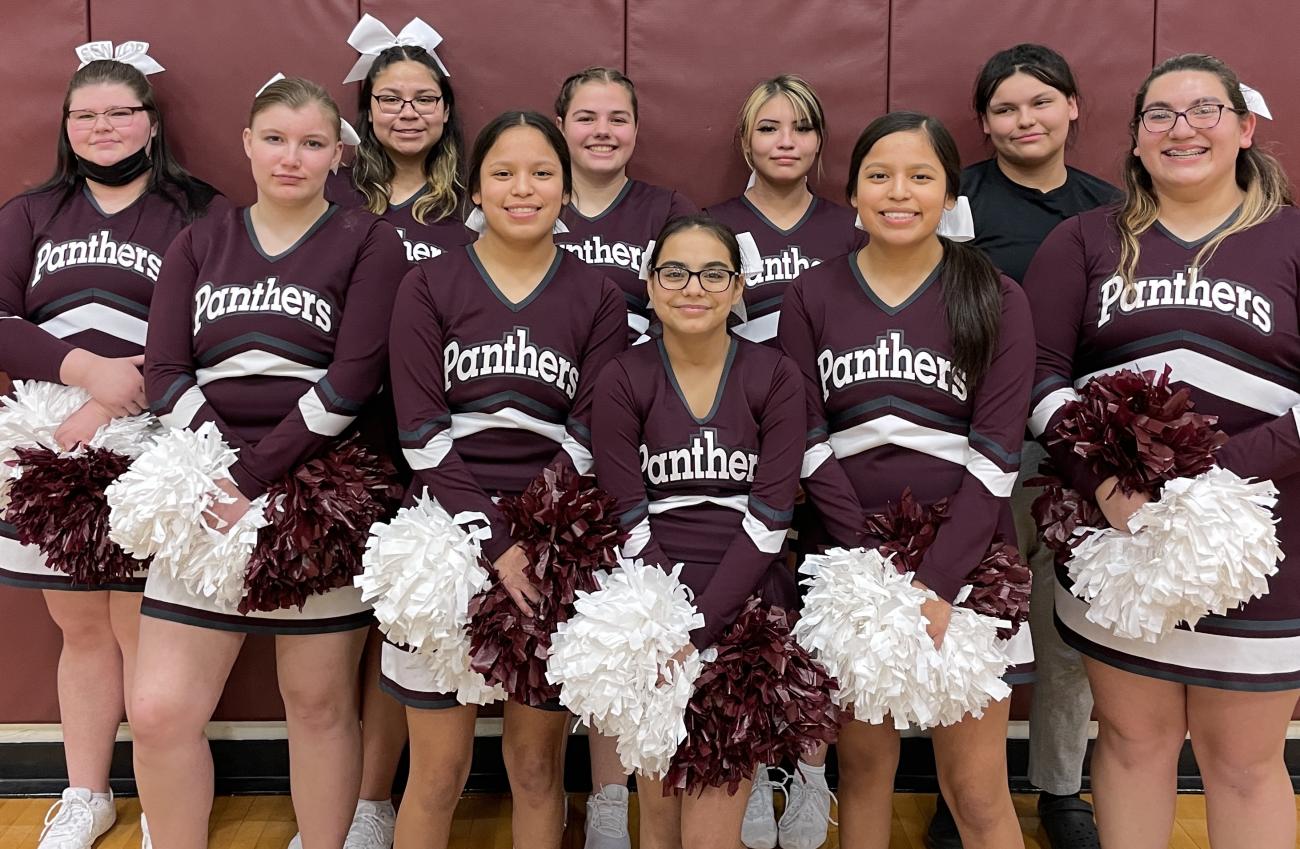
<box><xmin>621</xmin><ymin>517</ymin><xmax>652</xmax><ymax>558</ymax></box>
<box><xmin>297</xmin><ymin>388</ymin><xmax>355</xmax><ymax>437</ymax></box>
<box><xmin>801</xmin><ymin>442</ymin><xmax>833</xmax><ymax>478</ymax></box>
<box><xmin>403</xmin><ymin>430</ymin><xmax>453</xmax><ymax>470</ymax></box>
<box><xmin>561</xmin><ymin>434</ymin><xmax>593</xmax><ymax>475</ymax></box>
<box><xmin>732</xmin><ymin>312</ymin><xmax>780</xmax><ymax>344</ymax></box>
<box><xmin>450</xmin><ymin>409</ymin><xmax>565</xmax><ymax>444</ymax></box>
<box><xmin>647</xmin><ymin>493</ymin><xmax>748</xmax><ymax>515</ymax></box>
<box><xmin>39</xmin><ymin>303</ymin><xmax>146</xmax><ymax>345</ymax></box>
<box><xmin>830</xmin><ymin>414</ymin><xmax>1016</xmax><ymax>497</ymax></box>
<box><xmin>743</xmin><ymin>510</ymin><xmax>786</xmax><ymax>553</ymax></box>
<box><xmin>196</xmin><ymin>351</ymin><xmax>326</xmax><ymax>386</ymax></box>
<box><xmin>627</xmin><ymin>313</ymin><xmax>650</xmax><ymax>335</ymax></box>
<box><xmin>1077</xmin><ymin>348</ymin><xmax>1300</xmax><ymax>416</ymax></box>
<box><xmin>160</xmin><ymin>386</ymin><xmax>207</xmax><ymax>429</ymax></box>
<box><xmin>1030</xmin><ymin>388</ymin><xmax>1080</xmax><ymax>438</ymax></box>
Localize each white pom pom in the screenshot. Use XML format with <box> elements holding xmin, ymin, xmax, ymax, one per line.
<box><xmin>793</xmin><ymin>547</ymin><xmax>936</xmax><ymax>729</ymax></box>
<box><xmin>547</xmin><ymin>558</ymin><xmax>707</xmax><ymax>777</ymax></box>
<box><xmin>382</xmin><ymin>639</ymin><xmax>505</xmax><ymax>706</ymax></box>
<box><xmin>356</xmin><ymin>493</ymin><xmax>492</xmax><ymax>653</ymax></box>
<box><xmin>171</xmin><ymin>496</ymin><xmax>270</xmax><ymax>610</ymax></box>
<box><xmin>86</xmin><ymin>410</ymin><xmax>159</xmax><ymax>458</ymax></box>
<box><xmin>1068</xmin><ymin>468</ymin><xmax>1283</xmax><ymax>642</ymax></box>
<box><xmin>106</xmin><ymin>422</ymin><xmax>242</xmax><ymax>563</ymax></box>
<box><xmin>928</xmin><ymin>603</ymin><xmax>1012</xmax><ymax>727</ymax></box>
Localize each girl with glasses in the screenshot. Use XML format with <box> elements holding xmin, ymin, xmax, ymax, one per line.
<box><xmin>779</xmin><ymin>112</ymin><xmax>1034</xmax><ymax>849</ymax></box>
<box><xmin>592</xmin><ymin>213</ymin><xmax>805</xmax><ymax>849</ymax></box>
<box><xmin>0</xmin><ymin>51</ymin><xmax>219</xmax><ymax>849</ymax></box>
<box><xmin>1025</xmin><ymin>53</ymin><xmax>1299</xmax><ymax>849</ymax></box>
<box><xmin>555</xmin><ymin>67</ymin><xmax>697</xmax><ymax>348</ymax></box>
<box><xmin>382</xmin><ymin>111</ymin><xmax>625</xmax><ymax>849</ymax></box>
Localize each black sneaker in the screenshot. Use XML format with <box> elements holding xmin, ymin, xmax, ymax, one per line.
<box><xmin>1037</xmin><ymin>792</ymin><xmax>1100</xmax><ymax>849</ymax></box>
<box><xmin>923</xmin><ymin>793</ymin><xmax>963</xmax><ymax>849</ymax></box>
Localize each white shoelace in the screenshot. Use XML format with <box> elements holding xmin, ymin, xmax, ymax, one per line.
<box><xmin>782</xmin><ymin>771</ymin><xmax>839</xmax><ymax>828</ymax></box>
<box><xmin>40</xmin><ymin>795</ymin><xmax>95</xmax><ymax>846</ymax></box>
<box><xmin>587</xmin><ymin>792</ymin><xmax>628</xmax><ymax>837</ymax></box>
<box><xmin>344</xmin><ymin>808</ymin><xmax>393</xmax><ymax>848</ymax></box>
<box><xmin>748</xmin><ymin>766</ymin><xmax>792</xmax><ymax>818</ymax></box>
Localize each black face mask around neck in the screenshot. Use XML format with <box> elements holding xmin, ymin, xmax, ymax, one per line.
<box><xmin>75</xmin><ymin>144</ymin><xmax>152</xmax><ymax>187</ymax></box>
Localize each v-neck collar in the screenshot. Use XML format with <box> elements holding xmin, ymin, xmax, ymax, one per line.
<box><xmin>467</xmin><ymin>244</ymin><xmax>563</xmax><ymax>312</ymax></box>
<box><xmin>82</xmin><ymin>184</ymin><xmax>147</xmax><ymax>219</ymax></box>
<box><xmin>1152</xmin><ymin>205</ymin><xmax>1242</xmax><ymax>250</ymax></box>
<box><xmin>389</xmin><ymin>184</ymin><xmax>430</xmax><ymax>210</ymax></box>
<box><xmin>243</xmin><ymin>204</ymin><xmax>337</xmax><ymax>263</ymax></box>
<box><xmin>741</xmin><ymin>194</ymin><xmax>818</xmax><ymax>237</ymax></box>
<box><xmin>657</xmin><ymin>337</ymin><xmax>737</xmax><ymax>424</ymax></box>
<box><xmin>568</xmin><ymin>179</ymin><xmax>634</xmax><ymax>223</ymax></box>
<box><xmin>850</xmin><ymin>251</ymin><xmax>942</xmax><ymax>316</ymax></box>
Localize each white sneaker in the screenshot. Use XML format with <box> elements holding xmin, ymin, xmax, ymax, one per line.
<box><xmin>777</xmin><ymin>766</ymin><xmax>836</xmax><ymax>849</ymax></box>
<box><xmin>140</xmin><ymin>813</ymin><xmax>151</xmax><ymax>849</ymax></box>
<box><xmin>583</xmin><ymin>784</ymin><xmax>630</xmax><ymax>849</ymax></box>
<box><xmin>287</xmin><ymin>798</ymin><xmax>396</xmax><ymax>849</ymax></box>
<box><xmin>38</xmin><ymin>788</ymin><xmax>116</xmax><ymax>849</ymax></box>
<box><xmin>741</xmin><ymin>766</ymin><xmax>784</xmax><ymax>849</ymax></box>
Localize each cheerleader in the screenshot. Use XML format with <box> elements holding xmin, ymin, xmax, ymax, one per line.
<box><xmin>296</xmin><ymin>20</ymin><xmax>473</xmax><ymax>849</ymax></box>
<box><xmin>382</xmin><ymin>111</ymin><xmax>625</xmax><ymax>849</ymax></box>
<box><xmin>779</xmin><ymin>112</ymin><xmax>1034</xmax><ymax>849</ymax></box>
<box><xmin>591</xmin><ymin>214</ymin><xmax>804</xmax><ymax>849</ymax></box>
<box><xmin>927</xmin><ymin>43</ymin><xmax>1120</xmax><ymax>849</ymax></box>
<box><xmin>128</xmin><ymin>78</ymin><xmax>407</xmax><ymax>849</ymax></box>
<box><xmin>0</xmin><ymin>45</ymin><xmax>217</xmax><ymax>848</ymax></box>
<box><xmin>707</xmin><ymin>75</ymin><xmax>865</xmax><ymax>348</ymax></box>
<box><xmin>554</xmin><ymin>67</ymin><xmax>697</xmax><ymax>346</ymax></box>
<box><xmin>1025</xmin><ymin>54</ymin><xmax>1298</xmax><ymax>849</ymax></box>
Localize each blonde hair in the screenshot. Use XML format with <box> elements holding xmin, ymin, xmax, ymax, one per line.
<box><xmin>737</xmin><ymin>74</ymin><xmax>826</xmax><ymax>180</ymax></box>
<box><xmin>1116</xmin><ymin>54</ymin><xmax>1293</xmax><ymax>287</ymax></box>
<box><xmin>249</xmin><ymin>77</ymin><xmax>341</xmax><ymax>142</ymax></box>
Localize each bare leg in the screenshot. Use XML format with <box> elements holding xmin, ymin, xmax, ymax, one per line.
<box><xmin>43</xmin><ymin>591</ymin><xmax>121</xmax><ymax>792</ymax></box>
<box><xmin>1188</xmin><ymin>684</ymin><xmax>1299</xmax><ymax>849</ymax></box>
<box><xmin>358</xmin><ymin>627</ymin><xmax>408</xmax><ymax>801</ymax></box>
<box><xmin>680</xmin><ymin>778</ymin><xmax>751</xmax><ymax>849</ymax></box>
<box><xmin>129</xmin><ymin>616</ymin><xmax>243</xmax><ymax>849</ymax></box>
<box><xmin>587</xmin><ymin>729</ymin><xmax>628</xmax><ymax>791</ymax></box>
<box><xmin>1083</xmin><ymin>657</ymin><xmax>1186</xmax><ymax>849</ymax></box>
<box><xmin>108</xmin><ymin>591</ymin><xmax>143</xmax><ymax>720</ymax></box>
<box><xmin>394</xmin><ymin>704</ymin><xmax>476</xmax><ymax>849</ymax></box>
<box><xmin>635</xmin><ymin>773</ymin><xmax>682</xmax><ymax>849</ymax></box>
<box><xmin>834</xmin><ymin>716</ymin><xmax>899</xmax><ymax>849</ymax></box>
<box><xmin>930</xmin><ymin>698</ymin><xmax>1021</xmax><ymax>848</ymax></box>
<box><xmin>276</xmin><ymin>628</ymin><xmax>369</xmax><ymax>849</ymax></box>
<box><xmin>501</xmin><ymin>701</ymin><xmax>570</xmax><ymax>849</ymax></box>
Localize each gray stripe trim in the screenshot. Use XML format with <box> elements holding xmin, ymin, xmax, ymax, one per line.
<box><xmin>658</xmin><ymin>337</ymin><xmax>737</xmax><ymax>425</ymax></box>
<box><xmin>199</xmin><ymin>332</ymin><xmax>331</xmax><ymax>366</ymax></box>
<box><xmin>807</xmin><ymin>425</ymin><xmax>828</xmax><ymax>440</ymax></box>
<box><xmin>468</xmin><ymin>244</ymin><xmax>563</xmax><ymax>313</ymax></box>
<box><xmin>32</xmin><ymin>288</ymin><xmax>149</xmax><ymax>321</ymax></box>
<box><xmin>566</xmin><ymin>178</ymin><xmax>634</xmax><ymax>223</ymax></box>
<box><xmin>969</xmin><ymin>429</ymin><xmax>1020</xmax><ymax>466</ymax></box>
<box><xmin>316</xmin><ymin>376</ymin><xmax>363</xmax><ymax>414</ymax></box>
<box><xmin>1151</xmin><ymin>206</ymin><xmax>1240</xmax><ymax>250</ymax></box>
<box><xmin>243</xmin><ymin>204</ymin><xmax>338</xmax><ymax>263</ymax></box>
<box><xmin>1195</xmin><ymin>614</ymin><xmax>1300</xmax><ymax>633</ymax></box>
<box><xmin>398</xmin><ymin>414</ymin><xmax>451</xmax><ymax>443</ymax></box>
<box><xmin>745</xmin><ymin>295</ymin><xmax>784</xmax><ymax>315</ymax></box>
<box><xmin>1105</xmin><ymin>331</ymin><xmax>1300</xmax><ymax>388</ymax></box>
<box><xmin>740</xmin><ymin>194</ymin><xmax>818</xmax><ymax>238</ymax></box>
<box><xmin>619</xmin><ymin>499</ymin><xmax>649</xmax><ymax>527</ymax></box>
<box><xmin>450</xmin><ymin>390</ymin><xmax>565</xmax><ymax>423</ymax></box>
<box><xmin>851</xmin><ymin>254</ymin><xmax>942</xmax><ymax>317</ymax></box>
<box><xmin>566</xmin><ymin>417</ymin><xmax>591</xmax><ymax>442</ymax></box>
<box><xmin>748</xmin><ymin>495</ymin><xmax>793</xmax><ymax>524</ymax></box>
<box><xmin>829</xmin><ymin>395</ymin><xmax>966</xmax><ymax>431</ymax></box>
<box><xmin>154</xmin><ymin>376</ymin><xmax>195</xmax><ymax>413</ymax></box>
<box><xmin>1032</xmin><ymin>375</ymin><xmax>1070</xmax><ymax>399</ymax></box>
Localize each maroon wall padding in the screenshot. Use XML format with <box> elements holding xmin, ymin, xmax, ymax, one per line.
<box><xmin>2</xmin><ymin>5</ymin><xmax>1298</xmax><ymax>726</ymax></box>
<box><xmin>626</xmin><ymin>0</ymin><xmax>889</xmax><ymax>207</ymax></box>
<box><xmin>0</xmin><ymin>0</ymin><xmax>88</xmax><ymax>195</ymax></box>
<box><xmin>887</xmin><ymin>0</ymin><xmax>1157</xmax><ymax>185</ymax></box>
<box><xmin>1155</xmin><ymin>0</ymin><xmax>1300</xmax><ymax>185</ymax></box>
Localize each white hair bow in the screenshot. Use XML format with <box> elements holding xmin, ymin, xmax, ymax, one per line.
<box><xmin>257</xmin><ymin>73</ymin><xmax>360</xmax><ymax>147</ymax></box>
<box><xmin>75</xmin><ymin>41</ymin><xmax>165</xmax><ymax>75</ymax></box>
<box><xmin>344</xmin><ymin>15</ymin><xmax>449</xmax><ymax>84</ymax></box>
<box><xmin>1240</xmin><ymin>83</ymin><xmax>1272</xmax><ymax>120</ymax></box>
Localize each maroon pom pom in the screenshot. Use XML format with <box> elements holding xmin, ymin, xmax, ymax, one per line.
<box><xmin>866</xmin><ymin>489</ymin><xmax>1029</xmax><ymax>636</ymax></box>
<box><xmin>4</xmin><ymin>446</ymin><xmax>140</xmax><ymax>587</ymax></box>
<box><xmin>664</xmin><ymin>600</ymin><xmax>840</xmax><ymax>796</ymax></box>
<box><xmin>864</xmin><ymin>488</ymin><xmax>948</xmax><ymax>574</ymax></box>
<box><xmin>1027</xmin><ymin>458</ymin><xmax>1106</xmax><ymax>567</ymax></box>
<box><xmin>240</xmin><ymin>438</ymin><xmax>403</xmax><ymax>613</ymax></box>
<box><xmin>467</xmin><ymin>465</ymin><xmax>627</xmax><ymax>706</ymax></box>
<box><xmin>1052</xmin><ymin>366</ymin><xmax>1225</xmax><ymax>496</ymax></box>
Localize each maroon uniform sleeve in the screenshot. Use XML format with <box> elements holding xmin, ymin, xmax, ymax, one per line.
<box><xmin>688</xmin><ymin>355</ymin><xmax>803</xmax><ymax>648</ymax></box>
<box><xmin>389</xmin><ymin>263</ymin><xmax>515</xmax><ymax>562</ymax></box>
<box><xmin>915</xmin><ymin>280</ymin><xmax>1035</xmax><ymax>602</ymax></box>
<box><xmin>776</xmin><ymin>278</ymin><xmax>866</xmax><ymax>548</ymax></box>
<box><xmin>667</xmin><ymin>190</ymin><xmax>699</xmax><ymax>221</ymax></box>
<box><xmin>145</xmin><ymin>226</ymin><xmax>258</xmax><ymax>473</ymax></box>
<box><xmin>0</xmin><ymin>197</ymin><xmax>76</xmax><ymax>382</ymax></box>
<box><xmin>550</xmin><ymin>276</ymin><xmax>628</xmax><ymax>476</ymax></box>
<box><xmin>591</xmin><ymin>358</ymin><xmax>675</xmax><ymax>570</ymax></box>
<box><xmin>235</xmin><ymin>220</ymin><xmax>407</xmax><ymax>490</ymax></box>
<box><xmin>1022</xmin><ymin>217</ymin><xmax>1106</xmax><ymax>500</ymax></box>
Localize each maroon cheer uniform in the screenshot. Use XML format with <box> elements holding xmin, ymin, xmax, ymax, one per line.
<box><xmin>1026</xmin><ymin>206</ymin><xmax>1300</xmax><ymax>690</ymax></box>
<box><xmin>326</xmin><ymin>167</ymin><xmax>473</xmax><ymax>264</ymax></box>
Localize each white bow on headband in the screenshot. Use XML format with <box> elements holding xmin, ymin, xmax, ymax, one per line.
<box><xmin>344</xmin><ymin>15</ymin><xmax>450</xmax><ymax>84</ymax></box>
<box><xmin>75</xmin><ymin>41</ymin><xmax>164</xmax><ymax>75</ymax></box>
<box><xmin>256</xmin><ymin>73</ymin><xmax>361</xmax><ymax>146</ymax></box>
<box><xmin>1240</xmin><ymin>83</ymin><xmax>1272</xmax><ymax>120</ymax></box>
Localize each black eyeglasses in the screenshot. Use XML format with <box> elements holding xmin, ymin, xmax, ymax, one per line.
<box><xmin>372</xmin><ymin>94</ymin><xmax>443</xmax><ymax>115</ymax></box>
<box><xmin>66</xmin><ymin>105</ymin><xmax>151</xmax><ymax>128</ymax></box>
<box><xmin>652</xmin><ymin>265</ymin><xmax>739</xmax><ymax>292</ymax></box>
<box><xmin>1138</xmin><ymin>103</ymin><xmax>1246</xmax><ymax>134</ymax></box>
